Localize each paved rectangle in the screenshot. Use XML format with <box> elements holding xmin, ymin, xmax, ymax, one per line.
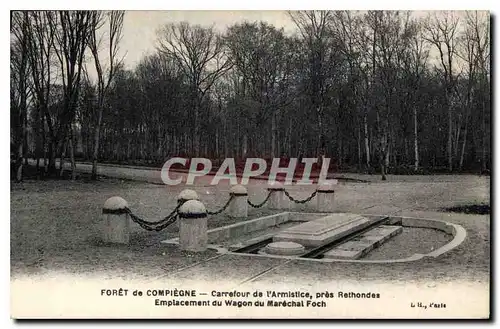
<box><xmin>273</xmin><ymin>213</ymin><xmax>372</xmax><ymax>247</ymax></box>
<box><xmin>323</xmin><ymin>225</ymin><xmax>402</xmax><ymax>260</ymax></box>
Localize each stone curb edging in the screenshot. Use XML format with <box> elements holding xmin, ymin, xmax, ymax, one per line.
<box><xmin>223</xmin><ymin>218</ymin><xmax>466</xmax><ymax>264</ymax></box>
<box><xmin>162</xmin><ymin>212</ymin><xmax>291</xmax><ymax>246</ymax></box>
<box><xmin>162</xmin><ymin>212</ymin><xmax>466</xmax><ymax>264</ymax></box>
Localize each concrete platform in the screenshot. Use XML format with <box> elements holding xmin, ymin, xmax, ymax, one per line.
<box><xmin>273</xmin><ymin>213</ymin><xmax>372</xmax><ymax>247</ymax></box>
<box><xmin>323</xmin><ymin>225</ymin><xmax>402</xmax><ymax>259</ymax></box>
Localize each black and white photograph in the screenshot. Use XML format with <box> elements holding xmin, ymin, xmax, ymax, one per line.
<box><xmin>9</xmin><ymin>6</ymin><xmax>491</xmax><ymax>319</ymax></box>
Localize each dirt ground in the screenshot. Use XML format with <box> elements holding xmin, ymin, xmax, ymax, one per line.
<box><xmin>10</xmin><ymin>170</ymin><xmax>490</xmax><ymax>285</ymax></box>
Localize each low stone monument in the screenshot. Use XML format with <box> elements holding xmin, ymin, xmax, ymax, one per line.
<box><xmin>273</xmin><ymin>213</ymin><xmax>372</xmax><ymax>247</ymax></box>
<box><xmin>316</xmin><ymin>181</ymin><xmax>336</xmax><ymax>212</ymax></box>
<box><xmin>267</xmin><ymin>181</ymin><xmax>287</xmax><ymax>210</ymax></box>
<box><xmin>102</xmin><ymin>196</ymin><xmax>130</xmax><ymax>244</ymax></box>
<box><xmin>262</xmin><ymin>241</ymin><xmax>306</xmax><ymax>256</ymax></box>
<box><xmin>178</xmin><ymin>199</ymin><xmax>208</xmax><ymax>252</ymax></box>
<box><xmin>229</xmin><ymin>184</ymin><xmax>248</xmax><ymax>218</ymax></box>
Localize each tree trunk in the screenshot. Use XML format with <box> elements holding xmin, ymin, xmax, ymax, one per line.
<box><xmin>380</xmin><ymin>145</ymin><xmax>387</xmax><ymax>181</ymax></box>
<box><xmin>35</xmin><ymin>110</ymin><xmax>43</xmax><ymax>174</ymax></box>
<box><xmin>59</xmin><ymin>138</ymin><xmax>68</xmax><ymax>177</ymax></box>
<box><xmin>23</xmin><ymin>132</ymin><xmax>29</xmax><ymax>166</ymax></box>
<box><xmin>380</xmin><ymin>116</ymin><xmax>387</xmax><ymax>181</ymax></box>
<box><xmin>45</xmin><ymin>139</ymin><xmax>53</xmax><ymax>174</ymax></box>
<box><xmin>481</xmin><ymin>98</ymin><xmax>486</xmax><ymax>171</ymax></box>
<box><xmin>127</xmin><ymin>138</ymin><xmax>131</xmax><ymax>159</ymax></box>
<box><xmin>454</xmin><ymin>119</ymin><xmax>461</xmax><ymax>160</ymax></box>
<box><xmin>193</xmin><ymin>98</ymin><xmax>200</xmax><ymax>157</ymax></box>
<box><xmin>16</xmin><ymin>139</ymin><xmax>24</xmax><ymax>182</ymax></box>
<box><xmin>236</xmin><ymin>121</ymin><xmax>240</xmax><ymax>158</ymax></box>
<box><xmin>357</xmin><ymin>125</ymin><xmax>362</xmax><ymax>169</ymax></box>
<box><xmin>385</xmin><ymin>140</ymin><xmax>390</xmax><ymax>173</ymax></box>
<box><xmin>271</xmin><ymin>111</ymin><xmax>277</xmax><ymax>158</ymax></box>
<box><xmin>414</xmin><ymin>105</ymin><xmax>419</xmax><ymax>171</ymax></box>
<box><xmin>223</xmin><ymin>117</ymin><xmax>228</xmax><ymax>159</ymax></box>
<box><xmin>41</xmin><ymin>119</ymin><xmax>47</xmax><ymax>174</ymax></box>
<box><xmin>157</xmin><ymin>133</ymin><xmax>164</xmax><ymax>162</ymax></box>
<box><xmin>16</xmin><ymin>110</ymin><xmax>28</xmax><ymax>182</ymax></box>
<box><xmin>69</xmin><ymin>129</ymin><xmax>76</xmax><ymax>180</ymax></box>
<box><xmin>447</xmin><ymin>101</ymin><xmax>453</xmax><ymax>172</ymax></box>
<box><xmin>363</xmin><ymin>112</ymin><xmax>370</xmax><ymax>168</ymax></box>
<box><xmin>338</xmin><ymin>132</ymin><xmax>343</xmax><ymax>168</ymax></box>
<box><xmin>91</xmin><ymin>104</ymin><xmax>104</xmax><ymax>180</ymax></box>
<box><xmin>242</xmin><ymin>133</ymin><xmax>248</xmax><ymax>158</ymax></box>
<box><xmin>459</xmin><ymin>110</ymin><xmax>469</xmax><ymax>171</ymax></box>
<box><xmin>215</xmin><ymin>127</ymin><xmax>219</xmax><ymax>159</ymax></box>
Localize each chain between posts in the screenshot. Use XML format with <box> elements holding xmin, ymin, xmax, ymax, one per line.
<box><xmin>123</xmin><ymin>193</ymin><xmax>236</xmax><ymax>232</ymax></box>
<box><xmin>125</xmin><ymin>201</ymin><xmax>184</xmax><ymax>232</ymax></box>
<box><xmin>121</xmin><ymin>187</ymin><xmax>315</xmax><ymax>231</ymax></box>
<box><xmin>207</xmin><ymin>195</ymin><xmax>235</xmax><ymax>215</ymax></box>
<box><xmin>247</xmin><ymin>190</ymin><xmax>274</xmax><ymax>208</ymax></box>
<box><xmin>284</xmin><ymin>189</ymin><xmax>318</xmax><ymax>204</ymax></box>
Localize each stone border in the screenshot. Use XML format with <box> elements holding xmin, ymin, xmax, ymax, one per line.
<box><xmin>162</xmin><ymin>212</ymin><xmax>292</xmax><ymax>245</ymax></box>
<box><xmin>161</xmin><ymin>212</ymin><xmax>467</xmax><ymax>264</ymax></box>
<box><xmin>231</xmin><ymin>216</ymin><xmax>466</xmax><ymax>263</ymax></box>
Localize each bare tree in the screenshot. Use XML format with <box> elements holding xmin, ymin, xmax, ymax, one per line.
<box><xmin>334</xmin><ymin>11</ymin><xmax>370</xmax><ymax>169</ymax></box>
<box><xmin>289</xmin><ymin>10</ymin><xmax>335</xmax><ymax>165</ymax></box>
<box><xmin>424</xmin><ymin>12</ymin><xmax>460</xmax><ymax>172</ymax></box>
<box><xmin>402</xmin><ymin>19</ymin><xmax>429</xmax><ymax>171</ymax></box>
<box><xmin>468</xmin><ymin>11</ymin><xmax>490</xmax><ymax>172</ymax></box>
<box><xmin>225</xmin><ymin>21</ymin><xmax>297</xmax><ymax>158</ymax></box>
<box><xmin>48</xmin><ymin>11</ymin><xmax>94</xmax><ymax>179</ymax></box>
<box><xmin>365</xmin><ymin>11</ymin><xmax>417</xmax><ymax>180</ymax></box>
<box><xmin>156</xmin><ymin>22</ymin><xmax>232</xmax><ymax>156</ymax></box>
<box><xmin>25</xmin><ymin>11</ymin><xmax>57</xmax><ymax>174</ymax></box>
<box><xmin>10</xmin><ymin>11</ymin><xmax>31</xmax><ymax>181</ymax></box>
<box><xmin>455</xmin><ymin>13</ymin><xmax>479</xmax><ymax>171</ymax></box>
<box><xmin>88</xmin><ymin>10</ymin><xmax>125</xmax><ymax>180</ymax></box>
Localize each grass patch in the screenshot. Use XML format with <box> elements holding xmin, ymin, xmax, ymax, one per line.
<box><xmin>443</xmin><ymin>204</ymin><xmax>490</xmax><ymax>215</ymax></box>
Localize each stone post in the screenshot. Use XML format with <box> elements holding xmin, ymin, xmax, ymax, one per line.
<box><xmin>316</xmin><ymin>181</ymin><xmax>336</xmax><ymax>212</ymax></box>
<box><xmin>178</xmin><ymin>199</ymin><xmax>208</xmax><ymax>252</ymax></box>
<box><xmin>176</xmin><ymin>189</ymin><xmax>199</xmax><ymax>229</ymax></box>
<box><xmin>177</xmin><ymin>189</ymin><xmax>199</xmax><ymax>204</ymax></box>
<box><xmin>229</xmin><ymin>184</ymin><xmax>248</xmax><ymax>218</ymax></box>
<box><xmin>102</xmin><ymin>196</ymin><xmax>130</xmax><ymax>244</ymax></box>
<box><xmin>267</xmin><ymin>181</ymin><xmax>287</xmax><ymax>210</ymax></box>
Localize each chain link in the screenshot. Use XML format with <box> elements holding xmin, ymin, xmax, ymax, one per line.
<box><xmin>125</xmin><ymin>201</ymin><xmax>184</xmax><ymax>232</ymax></box>
<box><xmin>123</xmin><ymin>188</ymin><xmax>315</xmax><ymax>231</ymax></box>
<box><xmin>207</xmin><ymin>195</ymin><xmax>234</xmax><ymax>215</ymax></box>
<box><xmin>247</xmin><ymin>190</ymin><xmax>274</xmax><ymax>208</ymax></box>
<box><xmin>284</xmin><ymin>189</ymin><xmax>317</xmax><ymax>204</ymax></box>
<box><xmin>128</xmin><ymin>212</ymin><xmax>179</xmax><ymax>232</ymax></box>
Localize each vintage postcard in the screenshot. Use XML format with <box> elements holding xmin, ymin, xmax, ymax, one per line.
<box><xmin>10</xmin><ymin>9</ymin><xmax>491</xmax><ymax>319</ymax></box>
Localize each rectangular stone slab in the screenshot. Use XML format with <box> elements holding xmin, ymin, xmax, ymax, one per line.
<box><xmin>323</xmin><ymin>225</ymin><xmax>402</xmax><ymax>260</ymax></box>
<box><xmin>272</xmin><ymin>213</ymin><xmax>372</xmax><ymax>247</ymax></box>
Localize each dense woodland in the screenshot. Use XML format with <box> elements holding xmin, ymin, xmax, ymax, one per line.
<box><xmin>10</xmin><ymin>10</ymin><xmax>491</xmax><ymax>181</ymax></box>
